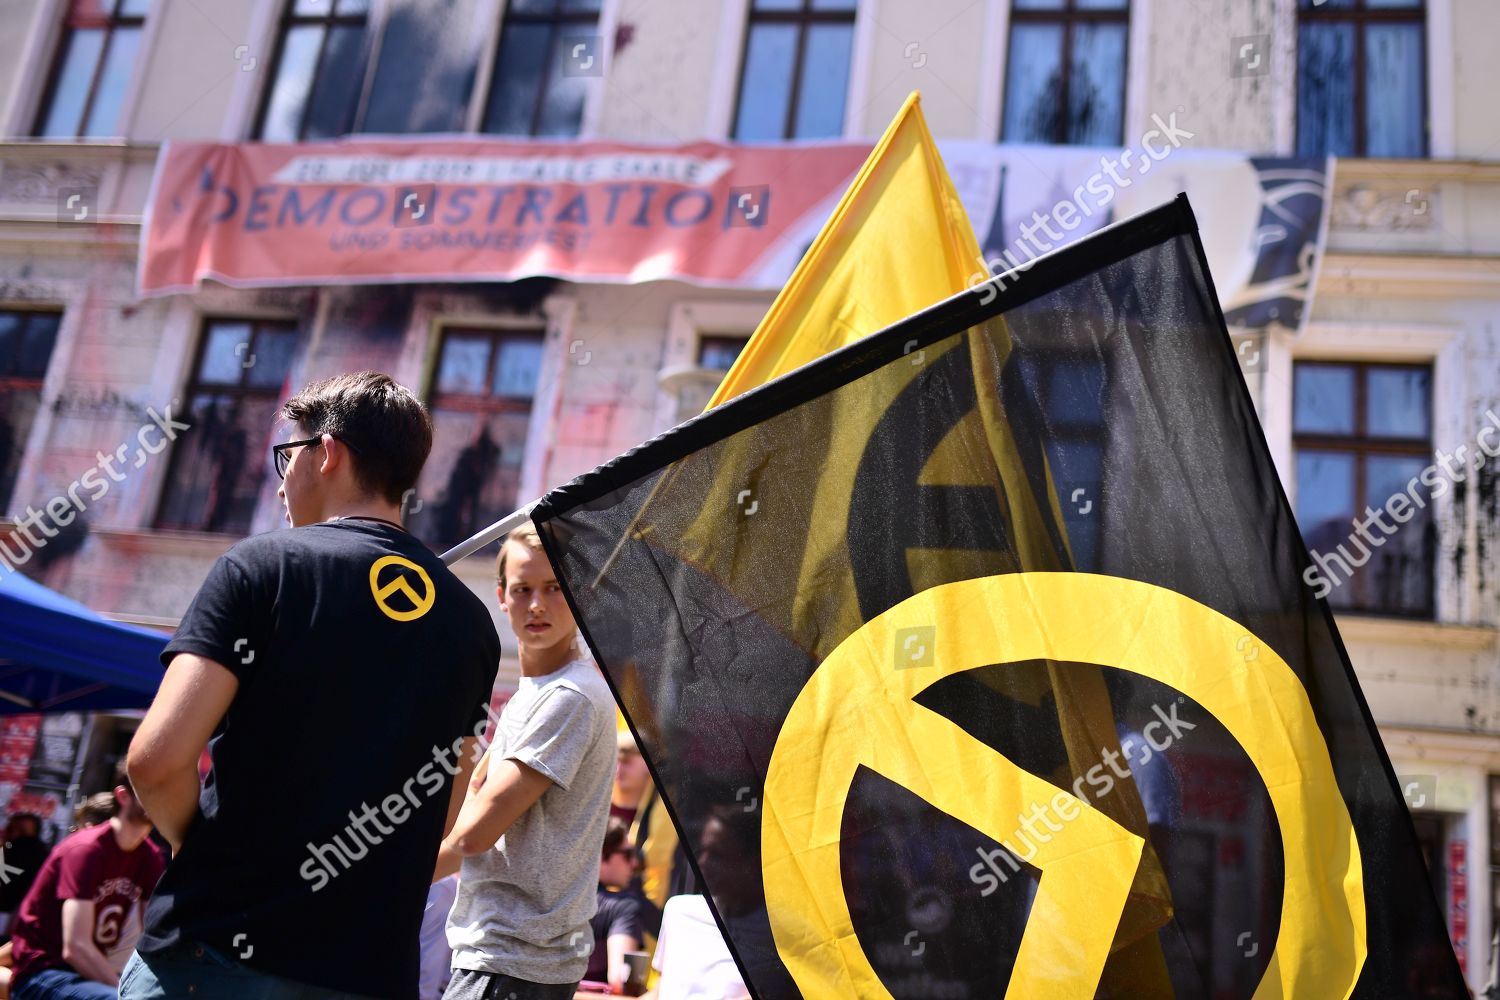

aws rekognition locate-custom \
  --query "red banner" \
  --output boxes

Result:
[139,138,870,295]
[1449,839,1468,973]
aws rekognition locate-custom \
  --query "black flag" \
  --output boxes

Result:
[532,196,1466,999]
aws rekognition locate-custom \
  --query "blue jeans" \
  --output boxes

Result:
[119,943,381,1000]
[14,968,117,1000]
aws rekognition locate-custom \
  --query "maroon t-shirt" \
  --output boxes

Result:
[11,823,166,986]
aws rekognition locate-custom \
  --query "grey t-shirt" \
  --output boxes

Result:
[447,657,617,984]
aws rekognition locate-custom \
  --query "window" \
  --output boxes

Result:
[360,2,477,134]
[732,0,856,141]
[1018,352,1106,569]
[1293,361,1433,616]
[33,0,147,138]
[254,0,611,140]
[1001,0,1129,147]
[481,0,603,138]
[0,311,62,512]
[155,319,300,534]
[1296,0,1426,158]
[698,335,748,371]
[256,0,371,141]
[414,328,544,548]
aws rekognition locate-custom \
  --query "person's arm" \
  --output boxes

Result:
[432,740,485,881]
[435,755,551,864]
[438,687,594,872]
[605,932,637,990]
[606,896,645,989]
[444,741,484,840]
[127,653,238,851]
[59,899,118,987]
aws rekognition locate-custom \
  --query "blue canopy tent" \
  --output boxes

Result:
[0,570,167,713]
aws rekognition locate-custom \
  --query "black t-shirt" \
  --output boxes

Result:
[0,836,50,913]
[586,885,645,982]
[140,519,500,1000]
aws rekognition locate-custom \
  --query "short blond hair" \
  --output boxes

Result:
[496,522,544,589]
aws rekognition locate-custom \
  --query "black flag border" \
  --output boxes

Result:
[529,192,1462,999]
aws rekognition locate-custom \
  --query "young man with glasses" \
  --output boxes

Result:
[121,371,501,1000]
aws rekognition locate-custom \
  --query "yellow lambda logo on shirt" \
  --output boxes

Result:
[762,572,1367,999]
[368,555,435,622]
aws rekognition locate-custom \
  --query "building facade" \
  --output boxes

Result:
[0,0,1495,988]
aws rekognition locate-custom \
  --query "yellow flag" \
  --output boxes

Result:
[707,92,979,408]
[689,92,1177,987]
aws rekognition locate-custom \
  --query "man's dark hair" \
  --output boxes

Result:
[704,802,760,856]
[7,813,41,837]
[602,816,631,860]
[282,372,433,505]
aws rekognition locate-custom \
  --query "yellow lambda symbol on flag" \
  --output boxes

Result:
[762,572,1367,999]
[368,555,435,622]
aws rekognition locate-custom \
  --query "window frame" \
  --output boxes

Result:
[32,0,148,139]
[419,323,547,547]
[1295,0,1429,158]
[696,334,750,372]
[478,0,606,138]
[153,316,301,533]
[0,309,63,385]
[0,309,65,512]
[429,325,547,415]
[252,0,374,141]
[658,301,764,429]
[729,0,858,142]
[1291,358,1435,617]
[999,0,1131,147]
[251,0,616,142]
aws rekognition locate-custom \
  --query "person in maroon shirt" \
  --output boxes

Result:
[10,767,165,1000]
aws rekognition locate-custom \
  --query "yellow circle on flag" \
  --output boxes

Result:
[368,555,436,622]
[761,572,1366,999]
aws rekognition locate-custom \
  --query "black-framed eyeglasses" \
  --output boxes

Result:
[272,435,362,479]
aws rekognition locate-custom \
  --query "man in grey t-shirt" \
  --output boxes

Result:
[434,524,617,999]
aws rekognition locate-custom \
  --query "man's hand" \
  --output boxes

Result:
[609,960,632,989]
[128,653,238,851]
[60,900,118,987]
[606,930,638,989]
